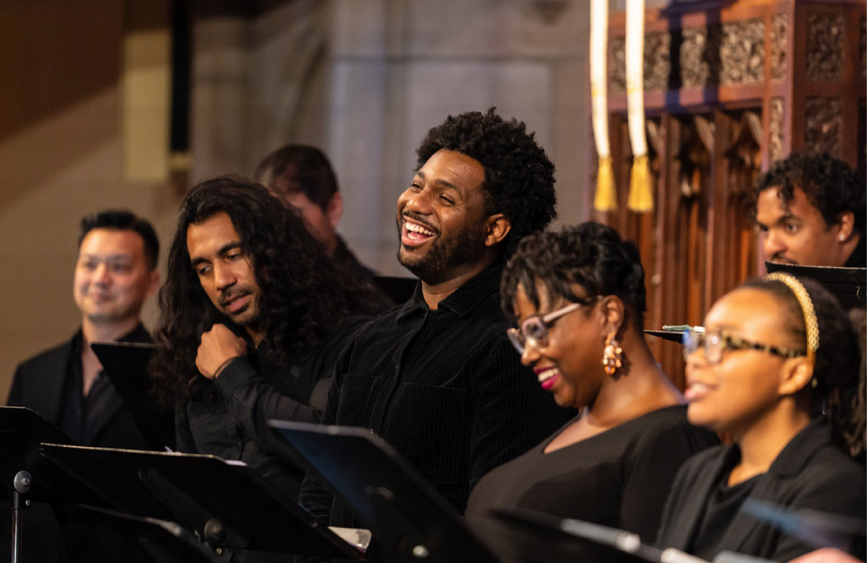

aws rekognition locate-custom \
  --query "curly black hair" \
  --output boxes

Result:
[415,108,557,259]
[501,222,647,331]
[741,276,865,458]
[753,151,866,236]
[150,177,351,407]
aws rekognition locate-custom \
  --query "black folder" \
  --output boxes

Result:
[765,261,866,310]
[268,420,501,563]
[90,341,175,450]
[39,443,365,558]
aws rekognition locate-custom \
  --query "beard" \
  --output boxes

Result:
[397,220,488,285]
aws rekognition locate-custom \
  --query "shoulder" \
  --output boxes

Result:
[15,340,73,375]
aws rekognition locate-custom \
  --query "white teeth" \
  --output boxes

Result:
[406,222,435,236]
[537,368,558,383]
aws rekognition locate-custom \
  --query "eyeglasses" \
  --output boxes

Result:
[507,298,596,354]
[682,328,806,365]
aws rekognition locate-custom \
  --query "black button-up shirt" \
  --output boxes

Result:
[300,264,573,526]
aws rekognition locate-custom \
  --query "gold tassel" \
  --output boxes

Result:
[627,154,654,212]
[593,156,617,212]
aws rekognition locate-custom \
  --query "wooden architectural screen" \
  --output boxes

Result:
[595,0,866,389]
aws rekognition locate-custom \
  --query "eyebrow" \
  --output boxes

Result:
[415,171,463,195]
[190,241,243,267]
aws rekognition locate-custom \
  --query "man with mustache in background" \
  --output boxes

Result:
[754,152,865,267]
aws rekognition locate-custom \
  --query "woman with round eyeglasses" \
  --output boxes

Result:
[465,222,719,563]
[655,274,866,562]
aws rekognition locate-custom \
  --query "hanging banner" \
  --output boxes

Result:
[591,0,616,211]
[625,0,654,212]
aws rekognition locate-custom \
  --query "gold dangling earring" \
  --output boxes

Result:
[602,331,623,375]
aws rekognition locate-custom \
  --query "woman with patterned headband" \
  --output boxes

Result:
[656,273,866,562]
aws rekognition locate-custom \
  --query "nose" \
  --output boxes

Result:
[684,347,707,371]
[400,186,433,216]
[520,343,542,367]
[93,263,111,285]
[213,262,236,291]
[763,229,785,258]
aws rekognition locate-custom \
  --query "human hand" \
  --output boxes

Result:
[196,324,247,379]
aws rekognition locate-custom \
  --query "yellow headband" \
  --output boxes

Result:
[764,272,819,363]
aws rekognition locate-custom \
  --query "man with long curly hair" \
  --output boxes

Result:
[300,109,573,535]
[755,152,865,267]
[150,177,359,497]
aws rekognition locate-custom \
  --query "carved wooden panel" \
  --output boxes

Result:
[769,97,784,163]
[645,32,671,91]
[806,12,845,82]
[770,14,788,81]
[720,19,765,85]
[804,97,843,157]
[681,26,719,88]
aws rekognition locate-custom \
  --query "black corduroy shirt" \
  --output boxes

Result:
[300,264,572,527]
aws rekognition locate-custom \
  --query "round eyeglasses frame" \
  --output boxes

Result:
[507,297,597,355]
[681,328,806,365]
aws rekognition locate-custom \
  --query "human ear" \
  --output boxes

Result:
[600,296,626,335]
[146,269,161,299]
[778,357,814,396]
[326,192,344,228]
[483,214,512,247]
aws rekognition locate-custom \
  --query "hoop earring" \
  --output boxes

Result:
[602,332,623,375]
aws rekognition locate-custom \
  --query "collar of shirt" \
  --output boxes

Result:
[395,263,504,321]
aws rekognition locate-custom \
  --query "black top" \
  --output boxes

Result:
[690,473,759,560]
[175,319,366,500]
[299,264,573,529]
[465,405,720,563]
[61,325,151,446]
[656,418,867,562]
[333,235,395,317]
[844,236,866,268]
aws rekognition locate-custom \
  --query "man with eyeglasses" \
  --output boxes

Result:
[299,110,572,537]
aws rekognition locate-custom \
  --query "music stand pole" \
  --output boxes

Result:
[10,470,33,563]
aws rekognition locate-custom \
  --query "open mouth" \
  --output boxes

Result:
[221,293,250,314]
[684,381,714,402]
[535,367,560,391]
[401,217,437,247]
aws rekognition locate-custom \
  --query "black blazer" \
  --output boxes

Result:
[656,419,866,562]
[7,328,151,450]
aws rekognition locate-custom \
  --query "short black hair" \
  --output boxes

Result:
[254,145,338,210]
[754,152,866,237]
[501,222,647,330]
[78,209,159,270]
[415,108,557,259]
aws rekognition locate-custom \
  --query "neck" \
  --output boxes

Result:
[421,255,495,310]
[245,325,266,348]
[731,403,811,484]
[81,316,140,344]
[587,331,682,427]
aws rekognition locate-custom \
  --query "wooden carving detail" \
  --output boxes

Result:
[769,97,785,163]
[804,97,842,157]
[806,12,845,82]
[645,32,671,92]
[681,26,719,88]
[770,14,788,81]
[720,19,765,85]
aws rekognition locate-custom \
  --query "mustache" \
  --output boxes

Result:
[770,252,798,265]
[400,211,439,235]
[218,286,255,306]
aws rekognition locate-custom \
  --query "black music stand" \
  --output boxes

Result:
[268,420,502,563]
[765,262,866,311]
[90,341,175,450]
[493,508,777,563]
[39,443,365,559]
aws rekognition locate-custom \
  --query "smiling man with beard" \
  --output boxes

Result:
[150,178,360,504]
[299,109,573,545]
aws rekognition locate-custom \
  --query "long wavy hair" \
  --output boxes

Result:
[151,177,350,407]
